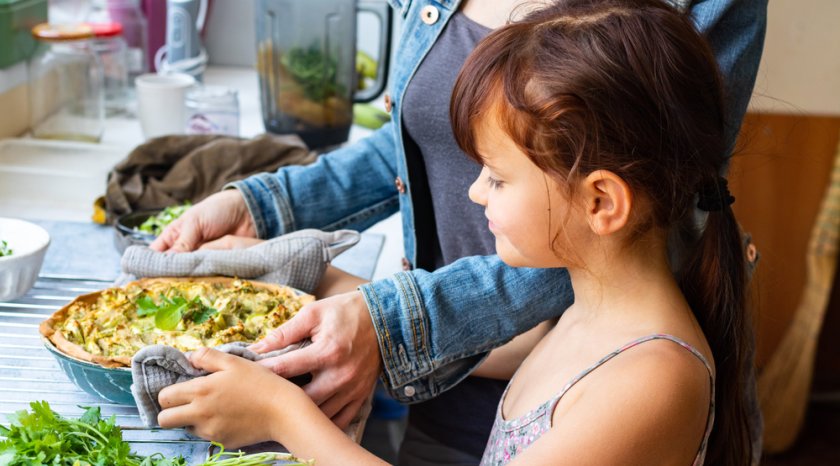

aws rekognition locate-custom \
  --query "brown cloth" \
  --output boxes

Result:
[105,133,317,222]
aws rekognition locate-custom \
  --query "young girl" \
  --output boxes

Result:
[157,0,753,464]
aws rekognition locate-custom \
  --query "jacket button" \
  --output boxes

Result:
[420,5,439,25]
[395,176,406,194]
[384,93,392,113]
[403,385,416,397]
[401,257,413,271]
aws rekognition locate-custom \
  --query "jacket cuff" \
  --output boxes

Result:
[224,173,295,239]
[360,273,434,398]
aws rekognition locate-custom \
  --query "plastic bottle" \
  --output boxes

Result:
[105,0,147,84]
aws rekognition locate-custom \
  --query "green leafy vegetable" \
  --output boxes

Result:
[0,401,186,465]
[0,401,313,465]
[134,294,218,331]
[155,295,190,331]
[0,240,12,257]
[136,294,159,316]
[137,202,192,236]
[281,46,344,102]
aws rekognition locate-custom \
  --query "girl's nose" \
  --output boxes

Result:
[468,168,488,206]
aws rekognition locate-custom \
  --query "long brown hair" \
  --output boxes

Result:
[451,0,752,464]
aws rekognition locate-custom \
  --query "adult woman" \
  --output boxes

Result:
[152,0,767,463]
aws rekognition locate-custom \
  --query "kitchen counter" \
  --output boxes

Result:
[0,66,397,462]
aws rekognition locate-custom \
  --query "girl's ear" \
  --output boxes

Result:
[582,170,632,236]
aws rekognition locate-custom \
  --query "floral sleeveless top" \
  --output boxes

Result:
[479,334,715,465]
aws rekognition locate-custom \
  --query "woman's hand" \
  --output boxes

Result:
[198,235,266,250]
[248,290,382,429]
[150,190,257,252]
[157,347,310,449]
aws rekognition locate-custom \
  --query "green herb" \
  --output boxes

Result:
[134,294,217,331]
[137,202,192,236]
[0,240,12,257]
[0,401,313,465]
[0,401,185,465]
[281,46,344,102]
[137,294,159,316]
[197,442,313,466]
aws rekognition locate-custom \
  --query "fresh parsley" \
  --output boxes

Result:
[0,401,186,465]
[0,240,12,257]
[0,401,314,465]
[134,294,218,331]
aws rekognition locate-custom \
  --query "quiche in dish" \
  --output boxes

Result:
[39,277,313,368]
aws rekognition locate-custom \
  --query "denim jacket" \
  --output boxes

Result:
[231,0,767,404]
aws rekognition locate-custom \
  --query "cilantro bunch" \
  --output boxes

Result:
[136,294,218,331]
[0,401,185,465]
[0,401,314,465]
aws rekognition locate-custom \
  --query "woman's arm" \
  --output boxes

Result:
[228,122,402,239]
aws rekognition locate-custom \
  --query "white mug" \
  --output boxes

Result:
[135,73,196,139]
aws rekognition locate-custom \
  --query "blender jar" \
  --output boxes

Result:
[255,0,390,149]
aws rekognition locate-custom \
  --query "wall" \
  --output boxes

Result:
[748,0,840,115]
[735,2,840,388]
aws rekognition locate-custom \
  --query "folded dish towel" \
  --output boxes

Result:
[117,229,360,294]
[132,342,373,443]
[131,342,308,427]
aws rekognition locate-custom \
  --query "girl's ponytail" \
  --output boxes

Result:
[679,180,753,466]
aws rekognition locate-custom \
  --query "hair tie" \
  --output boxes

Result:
[697,177,735,212]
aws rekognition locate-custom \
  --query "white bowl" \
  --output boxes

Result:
[0,218,50,301]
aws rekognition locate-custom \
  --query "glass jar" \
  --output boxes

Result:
[89,22,128,115]
[185,85,239,136]
[29,23,104,142]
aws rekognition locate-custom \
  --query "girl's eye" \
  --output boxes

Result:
[487,176,504,189]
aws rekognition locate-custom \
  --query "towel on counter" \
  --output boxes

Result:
[105,133,317,223]
[117,229,360,294]
[131,342,373,443]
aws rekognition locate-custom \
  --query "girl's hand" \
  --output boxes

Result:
[157,347,311,449]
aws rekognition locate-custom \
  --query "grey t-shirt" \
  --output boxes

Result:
[402,11,495,269]
[401,11,506,460]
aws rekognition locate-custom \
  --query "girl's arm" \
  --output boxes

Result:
[157,348,387,466]
[472,319,557,379]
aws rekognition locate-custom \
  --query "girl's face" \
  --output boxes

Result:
[468,116,584,268]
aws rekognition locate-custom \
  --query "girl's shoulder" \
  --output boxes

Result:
[532,334,713,464]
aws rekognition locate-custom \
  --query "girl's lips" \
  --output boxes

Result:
[487,220,497,232]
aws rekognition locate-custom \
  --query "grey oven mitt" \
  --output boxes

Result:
[131,342,308,427]
[117,229,360,294]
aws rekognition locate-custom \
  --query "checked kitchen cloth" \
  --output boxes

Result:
[131,343,373,442]
[117,229,360,294]
[131,342,306,427]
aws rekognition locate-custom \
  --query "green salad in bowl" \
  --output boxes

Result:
[113,202,192,253]
[136,202,192,236]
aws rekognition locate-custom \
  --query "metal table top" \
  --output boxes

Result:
[0,275,212,462]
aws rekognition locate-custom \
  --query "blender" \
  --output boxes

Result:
[255,0,391,149]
